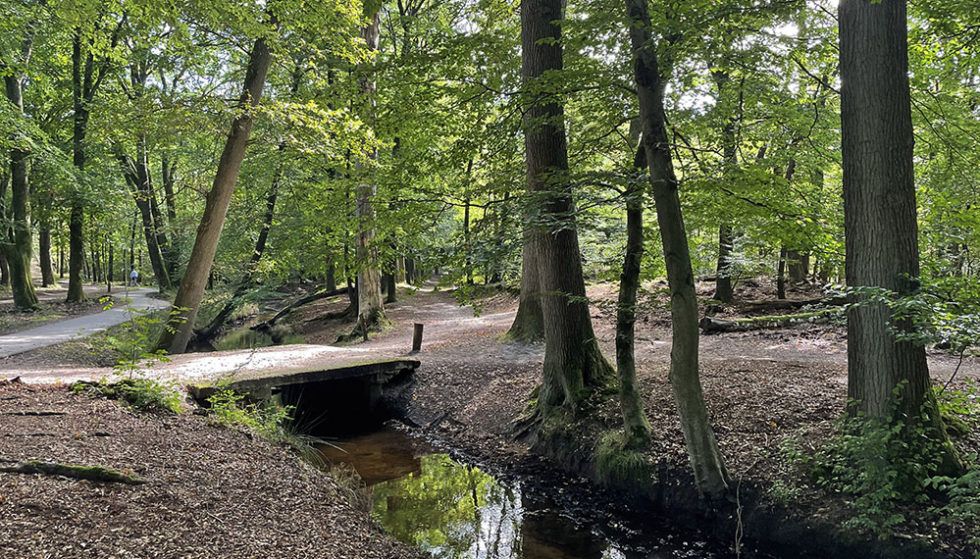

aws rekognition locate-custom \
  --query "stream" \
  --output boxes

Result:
[316,426,743,559]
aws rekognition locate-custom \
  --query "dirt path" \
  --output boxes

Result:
[0,287,169,359]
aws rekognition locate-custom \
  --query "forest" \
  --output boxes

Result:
[0,0,979,558]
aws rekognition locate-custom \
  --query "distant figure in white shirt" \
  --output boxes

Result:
[129,267,140,287]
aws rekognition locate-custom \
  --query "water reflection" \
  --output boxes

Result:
[316,427,718,559]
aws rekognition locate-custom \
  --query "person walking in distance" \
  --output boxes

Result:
[129,267,140,287]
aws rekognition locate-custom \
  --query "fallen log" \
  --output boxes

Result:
[699,309,839,334]
[0,459,144,485]
[250,287,347,332]
[736,295,846,315]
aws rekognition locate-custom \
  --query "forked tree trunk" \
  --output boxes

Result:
[625,0,729,498]
[116,149,171,291]
[156,32,274,354]
[839,0,959,470]
[521,0,613,416]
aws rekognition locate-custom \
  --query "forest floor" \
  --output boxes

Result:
[0,380,423,559]
[1,279,978,557]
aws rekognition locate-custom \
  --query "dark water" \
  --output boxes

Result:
[316,427,726,559]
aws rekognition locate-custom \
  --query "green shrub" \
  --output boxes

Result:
[927,464,980,555]
[206,389,294,443]
[73,378,183,414]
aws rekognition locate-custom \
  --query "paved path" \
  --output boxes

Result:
[0,287,170,358]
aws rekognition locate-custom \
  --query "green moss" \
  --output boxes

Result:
[594,430,656,489]
[0,460,145,485]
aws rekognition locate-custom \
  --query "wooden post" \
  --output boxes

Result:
[412,323,424,353]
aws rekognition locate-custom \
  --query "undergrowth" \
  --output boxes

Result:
[72,377,183,414]
[788,382,979,546]
[595,430,655,488]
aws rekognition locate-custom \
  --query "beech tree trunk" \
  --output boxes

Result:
[3,69,39,310]
[39,225,54,287]
[161,154,179,277]
[352,4,386,336]
[616,144,652,443]
[521,0,613,415]
[157,32,274,354]
[625,0,729,498]
[839,0,958,470]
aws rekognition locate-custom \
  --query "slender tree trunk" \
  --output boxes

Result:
[116,149,171,290]
[521,0,613,417]
[616,144,652,443]
[625,0,729,498]
[39,224,55,287]
[67,30,89,303]
[161,154,179,276]
[713,224,735,303]
[839,0,958,471]
[156,32,274,354]
[776,246,787,300]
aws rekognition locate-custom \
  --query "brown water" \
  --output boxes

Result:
[316,426,730,559]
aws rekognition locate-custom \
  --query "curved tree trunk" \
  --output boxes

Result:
[156,31,274,354]
[625,0,729,499]
[115,149,171,291]
[839,0,959,471]
[521,0,613,417]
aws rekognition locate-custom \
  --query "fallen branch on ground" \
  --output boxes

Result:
[0,459,145,484]
[250,287,348,332]
[699,309,840,334]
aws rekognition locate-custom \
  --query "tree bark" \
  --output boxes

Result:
[39,224,55,287]
[156,31,274,354]
[625,0,729,498]
[521,0,613,416]
[161,154,179,276]
[839,0,958,469]
[776,246,787,300]
[508,227,545,342]
[3,69,39,310]
[351,4,386,336]
[616,144,652,443]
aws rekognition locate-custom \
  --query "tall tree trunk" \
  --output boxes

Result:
[713,224,735,303]
[521,0,613,417]
[68,30,89,303]
[39,224,55,287]
[3,70,39,309]
[625,0,729,498]
[351,5,386,336]
[156,31,274,354]
[839,0,959,471]
[616,144,652,444]
[776,246,787,300]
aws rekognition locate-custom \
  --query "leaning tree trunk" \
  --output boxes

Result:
[4,71,39,310]
[156,32,274,354]
[838,0,959,470]
[625,0,729,498]
[521,0,613,417]
[350,6,386,337]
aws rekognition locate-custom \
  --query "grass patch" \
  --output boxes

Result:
[595,430,655,488]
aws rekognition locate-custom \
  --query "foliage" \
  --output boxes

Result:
[926,465,980,556]
[796,385,977,540]
[97,297,173,373]
[595,430,655,488]
[206,388,295,444]
[72,377,183,414]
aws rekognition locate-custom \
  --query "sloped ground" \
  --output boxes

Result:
[0,381,422,559]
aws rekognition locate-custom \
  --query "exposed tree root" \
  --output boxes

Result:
[250,287,348,334]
